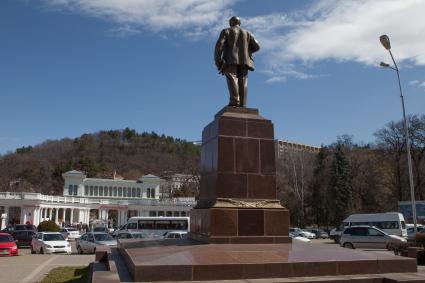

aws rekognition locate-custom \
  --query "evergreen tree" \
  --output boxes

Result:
[329,144,352,226]
[311,146,330,227]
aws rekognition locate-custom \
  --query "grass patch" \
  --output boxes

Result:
[41,266,89,283]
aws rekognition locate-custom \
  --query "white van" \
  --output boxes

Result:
[342,212,407,238]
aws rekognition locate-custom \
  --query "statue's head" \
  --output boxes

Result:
[229,16,241,27]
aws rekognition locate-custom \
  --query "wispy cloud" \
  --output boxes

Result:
[408,79,425,90]
[245,0,425,82]
[107,24,141,37]
[39,0,234,33]
[36,0,425,82]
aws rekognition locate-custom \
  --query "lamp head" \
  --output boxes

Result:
[380,62,390,68]
[380,34,391,50]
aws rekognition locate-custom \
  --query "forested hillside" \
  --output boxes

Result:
[0,128,200,195]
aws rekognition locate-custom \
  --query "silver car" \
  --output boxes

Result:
[340,226,406,249]
[76,232,117,254]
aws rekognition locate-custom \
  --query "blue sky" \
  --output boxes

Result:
[1,0,424,154]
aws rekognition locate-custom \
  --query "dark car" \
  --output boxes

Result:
[305,228,329,239]
[14,224,37,232]
[12,230,36,247]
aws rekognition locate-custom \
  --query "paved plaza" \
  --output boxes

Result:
[0,242,94,283]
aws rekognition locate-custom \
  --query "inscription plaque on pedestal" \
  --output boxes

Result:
[189,106,291,244]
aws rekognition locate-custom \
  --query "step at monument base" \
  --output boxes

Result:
[118,240,418,282]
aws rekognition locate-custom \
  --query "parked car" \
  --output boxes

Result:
[31,232,71,254]
[12,230,36,248]
[340,226,406,249]
[305,228,329,239]
[289,232,311,243]
[406,225,425,241]
[116,231,147,240]
[60,227,81,240]
[76,232,117,254]
[289,228,315,239]
[0,233,19,256]
[163,231,188,239]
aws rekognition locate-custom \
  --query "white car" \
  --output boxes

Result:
[76,232,117,254]
[60,227,81,240]
[289,232,311,243]
[340,226,407,249]
[289,228,315,239]
[163,231,188,239]
[31,232,71,254]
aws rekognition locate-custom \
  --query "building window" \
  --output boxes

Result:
[84,186,88,195]
[173,211,179,217]
[131,188,136,198]
[136,188,141,198]
[68,185,73,195]
[90,186,93,196]
[113,187,117,197]
[166,211,172,217]
[181,211,186,216]
[118,187,122,197]
[73,185,78,195]
[158,211,165,217]
[150,188,155,198]
[149,211,157,217]
[99,186,103,196]
[146,188,151,198]
[123,187,127,198]
[109,186,112,196]
[94,186,98,196]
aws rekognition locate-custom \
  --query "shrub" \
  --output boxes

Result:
[37,220,60,232]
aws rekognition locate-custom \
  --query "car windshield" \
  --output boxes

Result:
[0,235,14,242]
[94,234,113,241]
[43,234,65,241]
[66,228,77,232]
[93,227,106,232]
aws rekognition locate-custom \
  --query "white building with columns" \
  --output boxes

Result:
[0,170,196,230]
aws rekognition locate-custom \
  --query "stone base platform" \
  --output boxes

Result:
[118,240,417,282]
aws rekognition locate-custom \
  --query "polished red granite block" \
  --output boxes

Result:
[264,209,290,236]
[215,173,247,199]
[234,138,260,173]
[190,207,290,243]
[120,240,417,282]
[198,106,276,205]
[238,209,264,236]
[247,174,276,199]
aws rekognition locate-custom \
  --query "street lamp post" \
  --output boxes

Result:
[379,34,417,233]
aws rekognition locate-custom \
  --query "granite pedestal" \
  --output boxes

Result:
[189,107,291,244]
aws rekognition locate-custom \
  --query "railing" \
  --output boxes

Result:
[0,192,196,207]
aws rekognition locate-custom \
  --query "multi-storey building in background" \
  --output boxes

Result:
[0,170,195,230]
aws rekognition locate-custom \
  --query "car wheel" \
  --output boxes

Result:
[40,247,44,254]
[77,245,83,254]
[30,246,35,254]
[343,242,354,249]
